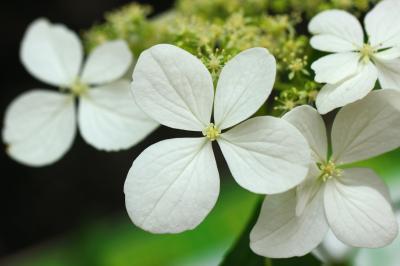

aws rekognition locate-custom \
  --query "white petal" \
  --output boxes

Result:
[131,44,214,131]
[364,0,400,49]
[313,230,353,263]
[374,58,400,90]
[217,116,310,194]
[316,62,378,115]
[324,168,398,248]
[20,18,82,87]
[81,40,132,85]
[78,80,158,151]
[295,164,322,216]
[311,53,360,84]
[309,10,364,52]
[250,189,328,258]
[124,138,219,233]
[375,46,400,61]
[331,89,400,164]
[2,90,76,166]
[283,105,328,163]
[213,48,276,129]
[354,212,400,266]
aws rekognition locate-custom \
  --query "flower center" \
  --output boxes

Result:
[202,123,221,141]
[70,79,89,96]
[359,43,375,63]
[317,160,342,182]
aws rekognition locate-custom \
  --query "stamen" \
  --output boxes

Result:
[317,160,342,182]
[70,79,89,96]
[202,123,221,141]
[359,43,375,63]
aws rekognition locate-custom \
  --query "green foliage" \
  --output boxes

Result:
[83,0,381,115]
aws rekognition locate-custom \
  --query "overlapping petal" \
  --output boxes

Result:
[250,189,328,258]
[364,0,400,49]
[324,168,398,248]
[374,58,400,90]
[309,10,363,52]
[316,62,378,114]
[331,89,400,164]
[124,138,219,233]
[2,90,76,166]
[20,18,82,87]
[217,116,310,194]
[283,105,328,163]
[311,53,360,84]
[81,40,132,85]
[213,48,276,130]
[131,44,214,131]
[78,80,158,151]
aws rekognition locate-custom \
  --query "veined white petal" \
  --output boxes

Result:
[311,53,360,84]
[354,212,400,266]
[296,164,322,216]
[374,58,400,90]
[283,105,328,163]
[250,189,328,258]
[78,80,158,151]
[364,0,400,49]
[310,35,360,53]
[20,18,82,87]
[316,62,378,115]
[213,48,276,130]
[324,168,398,248]
[331,89,400,164]
[217,116,310,194]
[81,40,132,85]
[131,44,214,131]
[309,10,364,52]
[375,46,400,61]
[124,138,219,233]
[312,230,353,264]
[2,90,76,166]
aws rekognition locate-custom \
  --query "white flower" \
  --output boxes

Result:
[250,90,400,258]
[124,44,311,233]
[309,0,400,114]
[2,18,158,167]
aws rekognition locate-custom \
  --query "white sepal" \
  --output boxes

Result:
[20,18,82,87]
[78,80,158,151]
[324,168,398,248]
[217,116,310,194]
[81,40,132,85]
[131,44,214,131]
[3,90,76,166]
[250,189,328,258]
[214,48,276,130]
[124,137,219,233]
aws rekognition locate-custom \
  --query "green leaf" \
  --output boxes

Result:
[219,198,265,266]
[271,254,321,266]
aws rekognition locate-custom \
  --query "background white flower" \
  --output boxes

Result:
[309,0,400,114]
[2,18,158,167]
[250,89,400,258]
[124,44,311,234]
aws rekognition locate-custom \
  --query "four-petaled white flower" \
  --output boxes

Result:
[2,18,158,166]
[250,90,400,258]
[124,44,311,233]
[309,0,400,114]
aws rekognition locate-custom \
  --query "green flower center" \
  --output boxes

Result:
[202,123,221,141]
[317,160,342,182]
[70,79,89,96]
[359,43,375,63]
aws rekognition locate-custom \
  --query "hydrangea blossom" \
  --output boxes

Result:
[250,90,400,258]
[2,18,158,166]
[309,0,400,114]
[124,44,311,233]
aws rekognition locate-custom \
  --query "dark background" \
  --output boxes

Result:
[0,0,174,258]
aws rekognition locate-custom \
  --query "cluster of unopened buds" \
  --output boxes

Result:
[3,0,400,259]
